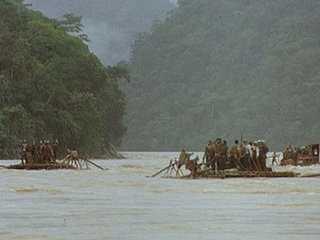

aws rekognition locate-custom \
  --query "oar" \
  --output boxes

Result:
[147,162,176,178]
[85,159,105,170]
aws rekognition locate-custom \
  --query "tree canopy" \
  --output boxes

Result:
[0,0,127,158]
[122,0,320,151]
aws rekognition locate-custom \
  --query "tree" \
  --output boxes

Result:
[0,0,127,158]
[58,13,89,42]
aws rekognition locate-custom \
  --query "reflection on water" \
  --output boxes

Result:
[1,152,320,240]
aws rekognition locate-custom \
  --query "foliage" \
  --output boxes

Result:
[57,13,89,42]
[0,0,127,158]
[123,0,320,151]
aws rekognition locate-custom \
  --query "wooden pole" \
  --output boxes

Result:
[148,162,176,178]
[86,159,104,170]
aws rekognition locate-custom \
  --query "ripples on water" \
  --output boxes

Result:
[1,152,320,240]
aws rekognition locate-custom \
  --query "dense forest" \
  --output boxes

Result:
[26,0,176,65]
[0,0,127,158]
[123,0,320,151]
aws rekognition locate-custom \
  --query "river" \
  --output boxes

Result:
[1,151,320,240]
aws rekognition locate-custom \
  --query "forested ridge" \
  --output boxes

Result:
[123,0,320,151]
[0,0,127,158]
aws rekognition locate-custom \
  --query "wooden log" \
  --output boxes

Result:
[85,159,105,170]
[148,162,176,178]
[5,163,77,170]
[177,169,299,179]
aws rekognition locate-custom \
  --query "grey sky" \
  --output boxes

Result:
[25,0,176,65]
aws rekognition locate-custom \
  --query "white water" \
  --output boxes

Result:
[1,152,320,240]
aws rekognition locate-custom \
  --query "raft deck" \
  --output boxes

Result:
[192,170,299,179]
[4,163,77,170]
[155,161,300,178]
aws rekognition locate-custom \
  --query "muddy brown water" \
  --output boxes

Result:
[1,152,320,240]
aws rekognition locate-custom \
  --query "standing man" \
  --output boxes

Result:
[30,141,39,163]
[52,140,59,161]
[259,141,269,171]
[42,140,54,163]
[229,140,239,169]
[38,140,45,163]
[203,140,213,167]
[214,138,224,170]
[272,152,278,165]
[239,142,246,171]
[244,141,252,170]
[20,139,28,164]
[251,142,260,171]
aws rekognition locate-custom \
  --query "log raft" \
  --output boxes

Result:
[191,169,299,179]
[4,163,77,170]
[155,160,300,179]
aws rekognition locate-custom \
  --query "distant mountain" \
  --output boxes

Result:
[123,0,320,151]
[25,0,176,65]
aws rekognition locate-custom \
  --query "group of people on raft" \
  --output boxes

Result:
[176,138,270,178]
[20,139,80,165]
[202,138,269,171]
[20,139,59,164]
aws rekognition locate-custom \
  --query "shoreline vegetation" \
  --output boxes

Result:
[0,1,127,159]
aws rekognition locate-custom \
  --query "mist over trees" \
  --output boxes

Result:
[123,0,320,151]
[25,0,176,65]
[0,0,127,158]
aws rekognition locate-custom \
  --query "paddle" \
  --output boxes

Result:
[85,159,105,170]
[147,161,176,178]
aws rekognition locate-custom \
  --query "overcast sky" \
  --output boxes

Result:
[25,0,177,65]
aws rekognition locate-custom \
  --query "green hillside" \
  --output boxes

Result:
[122,0,320,151]
[0,0,127,158]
